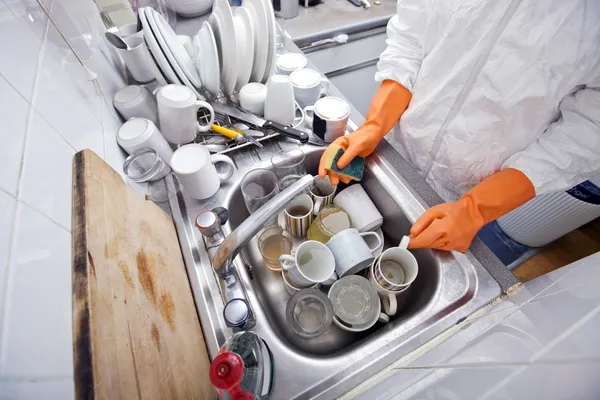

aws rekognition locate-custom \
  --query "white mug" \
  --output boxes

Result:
[333,184,384,232]
[304,96,350,143]
[326,228,382,277]
[264,75,295,125]
[368,258,409,317]
[290,68,330,108]
[157,84,215,144]
[375,236,418,291]
[279,240,335,287]
[119,23,143,39]
[239,82,267,117]
[171,144,235,199]
[275,52,307,75]
[117,118,174,166]
[310,176,337,216]
[113,85,158,124]
[118,36,155,83]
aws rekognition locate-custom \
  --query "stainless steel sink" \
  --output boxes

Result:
[169,139,501,399]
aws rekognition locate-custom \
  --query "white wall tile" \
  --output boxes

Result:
[0,203,73,378]
[3,0,50,45]
[0,1,43,101]
[0,190,17,349]
[0,378,74,400]
[540,311,600,362]
[19,112,74,230]
[0,75,29,195]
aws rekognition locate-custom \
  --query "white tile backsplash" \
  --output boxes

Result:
[0,190,17,348]
[0,378,74,400]
[0,203,73,378]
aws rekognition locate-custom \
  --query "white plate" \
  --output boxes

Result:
[139,7,180,85]
[234,7,254,90]
[193,22,220,96]
[150,9,202,89]
[244,0,268,83]
[209,3,237,95]
[261,0,277,83]
[147,9,203,99]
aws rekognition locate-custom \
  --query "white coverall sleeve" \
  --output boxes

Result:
[374,0,429,91]
[503,78,600,195]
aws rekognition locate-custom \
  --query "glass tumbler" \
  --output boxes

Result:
[271,149,306,189]
[123,148,177,202]
[241,169,280,214]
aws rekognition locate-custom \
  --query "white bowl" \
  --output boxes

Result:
[170,0,213,16]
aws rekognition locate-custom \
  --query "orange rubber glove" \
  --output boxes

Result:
[318,80,412,185]
[409,168,536,253]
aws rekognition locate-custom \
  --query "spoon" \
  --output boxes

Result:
[105,31,129,50]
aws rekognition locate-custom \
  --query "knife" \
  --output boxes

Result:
[211,103,310,143]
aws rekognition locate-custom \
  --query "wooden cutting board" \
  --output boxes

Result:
[72,150,215,399]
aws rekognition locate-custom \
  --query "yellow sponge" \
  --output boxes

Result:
[322,145,365,181]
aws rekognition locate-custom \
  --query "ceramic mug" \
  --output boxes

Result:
[368,257,410,316]
[117,118,173,166]
[117,36,156,83]
[290,68,330,108]
[240,82,267,117]
[275,52,307,75]
[375,236,418,291]
[281,270,319,295]
[284,194,314,237]
[333,184,384,232]
[279,240,336,287]
[171,144,235,199]
[264,75,295,125]
[304,97,350,143]
[157,84,215,144]
[326,228,382,277]
[113,85,158,124]
[310,176,337,216]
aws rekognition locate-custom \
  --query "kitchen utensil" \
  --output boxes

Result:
[171,144,235,199]
[304,96,350,143]
[245,0,269,82]
[290,68,330,108]
[285,288,333,338]
[139,7,179,85]
[346,0,361,7]
[99,10,118,34]
[328,275,389,332]
[211,102,310,143]
[212,124,263,148]
[239,82,267,116]
[193,21,220,96]
[210,0,238,95]
[333,184,384,232]
[113,85,158,124]
[265,74,295,125]
[275,52,307,75]
[279,240,335,287]
[306,205,351,243]
[72,150,213,399]
[375,236,418,291]
[234,7,255,90]
[233,123,265,137]
[105,31,128,49]
[309,176,336,216]
[241,169,279,214]
[157,84,214,144]
[271,148,306,181]
[326,228,382,277]
[258,226,292,271]
[117,118,173,165]
[283,193,313,237]
[368,257,409,316]
[281,271,318,295]
[117,36,155,83]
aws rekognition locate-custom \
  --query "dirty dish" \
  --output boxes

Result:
[279,240,335,287]
[333,184,383,232]
[258,227,293,271]
[310,176,336,216]
[306,205,351,244]
[326,228,382,277]
[366,228,384,258]
[286,288,333,338]
[283,193,313,237]
[241,169,279,214]
[281,270,318,295]
[368,256,409,316]
[375,236,417,291]
[271,148,306,181]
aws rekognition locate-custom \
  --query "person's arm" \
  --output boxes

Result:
[319,0,429,185]
[409,79,600,253]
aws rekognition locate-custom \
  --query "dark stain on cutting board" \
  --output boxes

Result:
[118,260,135,288]
[136,249,158,304]
[159,292,176,331]
[151,323,161,350]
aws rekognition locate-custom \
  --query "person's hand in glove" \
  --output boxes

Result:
[318,80,412,185]
[408,168,536,252]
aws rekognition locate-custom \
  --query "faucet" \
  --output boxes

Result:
[212,174,316,330]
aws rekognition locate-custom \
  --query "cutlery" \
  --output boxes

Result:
[105,31,129,50]
[211,124,263,148]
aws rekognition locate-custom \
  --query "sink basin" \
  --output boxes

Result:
[168,140,501,399]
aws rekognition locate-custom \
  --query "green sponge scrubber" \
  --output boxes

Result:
[322,145,365,181]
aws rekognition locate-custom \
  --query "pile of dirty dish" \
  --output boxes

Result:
[245,149,419,338]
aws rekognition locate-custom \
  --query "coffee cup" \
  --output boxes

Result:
[283,194,314,237]
[326,228,382,277]
[117,36,156,83]
[333,184,383,232]
[279,240,335,287]
[157,84,215,144]
[368,256,410,316]
[281,271,318,295]
[290,68,330,108]
[304,97,350,143]
[171,144,235,199]
[310,176,337,216]
[375,236,418,291]
[113,85,158,124]
[275,52,307,75]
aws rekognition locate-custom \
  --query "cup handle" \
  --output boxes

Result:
[312,199,322,216]
[210,154,235,182]
[361,231,382,253]
[381,293,397,316]
[195,101,214,132]
[293,101,305,129]
[378,313,390,324]
[399,235,410,250]
[320,78,330,96]
[304,105,315,126]
[279,254,295,271]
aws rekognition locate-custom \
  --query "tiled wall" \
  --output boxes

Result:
[351,252,600,399]
[0,0,137,397]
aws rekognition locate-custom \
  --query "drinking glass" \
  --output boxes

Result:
[123,148,177,202]
[271,149,306,189]
[241,169,279,214]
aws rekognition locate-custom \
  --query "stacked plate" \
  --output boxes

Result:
[139,0,276,99]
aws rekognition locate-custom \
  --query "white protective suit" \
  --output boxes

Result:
[376,0,600,202]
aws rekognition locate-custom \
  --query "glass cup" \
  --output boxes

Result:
[258,227,293,271]
[271,148,306,190]
[306,205,351,244]
[123,148,177,202]
[241,169,280,214]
